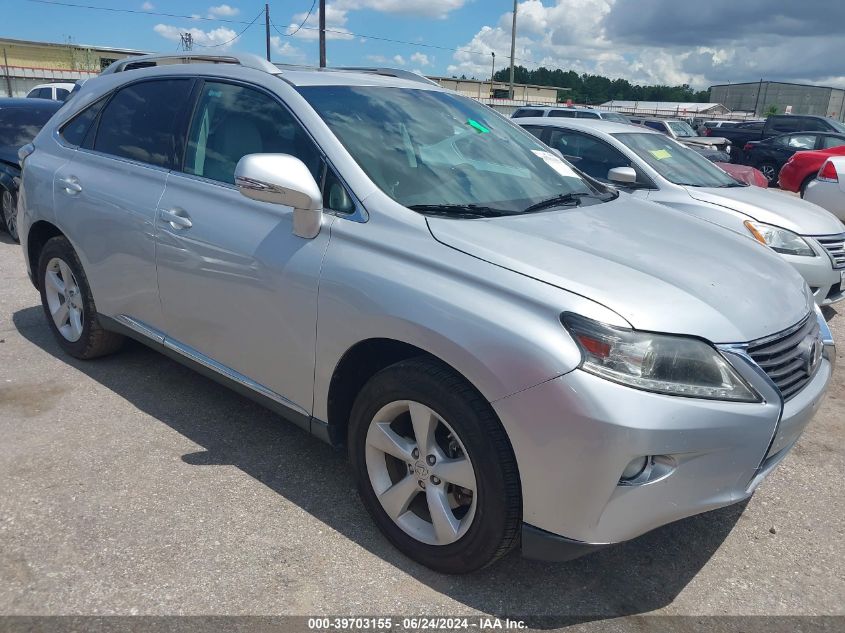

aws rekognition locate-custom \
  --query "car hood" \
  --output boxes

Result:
[686,185,845,235]
[427,194,812,344]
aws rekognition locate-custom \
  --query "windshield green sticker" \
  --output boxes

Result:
[650,149,672,160]
[467,119,490,134]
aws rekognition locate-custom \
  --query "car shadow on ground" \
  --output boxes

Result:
[13,306,744,626]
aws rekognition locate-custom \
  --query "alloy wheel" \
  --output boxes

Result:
[365,400,477,546]
[2,189,16,240]
[760,163,777,183]
[43,257,84,342]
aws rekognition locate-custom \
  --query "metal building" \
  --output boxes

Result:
[710,81,845,120]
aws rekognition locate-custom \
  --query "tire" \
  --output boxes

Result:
[1,186,19,242]
[758,161,778,186]
[349,356,521,574]
[37,236,124,359]
[799,175,816,198]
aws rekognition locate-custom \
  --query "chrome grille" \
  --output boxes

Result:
[746,316,821,401]
[815,233,845,269]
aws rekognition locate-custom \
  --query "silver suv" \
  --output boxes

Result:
[17,53,834,574]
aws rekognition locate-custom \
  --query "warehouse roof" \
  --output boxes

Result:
[601,100,727,112]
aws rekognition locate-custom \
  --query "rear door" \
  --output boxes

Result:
[154,78,336,414]
[52,78,194,330]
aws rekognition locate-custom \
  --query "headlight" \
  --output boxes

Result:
[744,220,815,257]
[562,314,761,402]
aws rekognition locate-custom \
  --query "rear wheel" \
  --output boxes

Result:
[37,236,124,359]
[349,357,521,574]
[758,161,778,186]
[1,187,18,242]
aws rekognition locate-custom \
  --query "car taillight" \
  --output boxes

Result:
[818,160,839,182]
[743,143,753,152]
[703,128,711,136]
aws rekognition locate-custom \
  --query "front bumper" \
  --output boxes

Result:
[782,242,844,306]
[494,327,833,559]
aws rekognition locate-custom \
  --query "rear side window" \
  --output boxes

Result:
[29,88,51,99]
[512,108,543,118]
[769,117,800,133]
[821,135,845,149]
[520,125,545,140]
[644,121,664,132]
[576,111,600,119]
[94,79,191,168]
[183,80,322,185]
[56,88,70,101]
[60,98,106,147]
[549,109,576,118]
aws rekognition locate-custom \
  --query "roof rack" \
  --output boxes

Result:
[101,52,279,75]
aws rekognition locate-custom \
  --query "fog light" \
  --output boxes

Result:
[620,456,649,481]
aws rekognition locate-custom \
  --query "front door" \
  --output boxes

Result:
[155,79,331,415]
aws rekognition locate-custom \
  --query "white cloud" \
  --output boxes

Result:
[366,54,389,63]
[286,4,354,40]
[270,36,306,62]
[393,54,406,66]
[410,52,432,67]
[153,23,238,49]
[141,1,155,10]
[207,4,239,18]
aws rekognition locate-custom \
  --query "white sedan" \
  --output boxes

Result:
[804,156,845,222]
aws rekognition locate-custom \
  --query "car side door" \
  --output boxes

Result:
[52,78,194,330]
[154,78,337,417]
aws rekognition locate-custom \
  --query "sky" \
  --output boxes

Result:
[4,0,845,89]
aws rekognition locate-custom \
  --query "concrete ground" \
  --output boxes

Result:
[0,231,843,627]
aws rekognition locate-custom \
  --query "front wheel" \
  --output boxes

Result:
[1,187,18,242]
[349,357,521,574]
[758,161,778,186]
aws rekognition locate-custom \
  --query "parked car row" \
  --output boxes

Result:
[8,52,841,574]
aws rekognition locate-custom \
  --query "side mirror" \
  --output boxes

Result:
[235,153,323,239]
[607,166,638,184]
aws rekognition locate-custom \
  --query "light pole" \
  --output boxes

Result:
[490,51,496,99]
[508,0,517,99]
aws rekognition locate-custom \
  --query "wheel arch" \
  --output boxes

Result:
[26,220,65,290]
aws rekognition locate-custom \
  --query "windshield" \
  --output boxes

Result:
[667,121,696,138]
[829,119,845,133]
[613,132,740,187]
[299,86,601,215]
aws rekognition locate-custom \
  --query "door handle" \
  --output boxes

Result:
[59,177,82,194]
[160,208,193,230]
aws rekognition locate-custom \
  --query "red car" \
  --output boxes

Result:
[715,162,768,187]
[778,145,845,195]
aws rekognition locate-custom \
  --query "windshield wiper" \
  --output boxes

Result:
[521,192,593,214]
[408,204,516,219]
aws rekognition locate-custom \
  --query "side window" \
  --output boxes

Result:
[184,81,321,185]
[56,88,70,101]
[798,118,827,132]
[769,118,799,133]
[545,130,631,180]
[323,169,355,214]
[520,125,546,141]
[94,79,191,168]
[60,98,106,147]
[772,135,790,147]
[821,135,845,149]
[512,109,543,118]
[787,134,816,149]
[576,111,600,119]
[548,109,576,118]
[644,121,664,132]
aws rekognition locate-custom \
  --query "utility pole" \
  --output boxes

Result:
[265,3,271,61]
[2,48,12,97]
[319,0,327,67]
[508,0,517,99]
[490,52,496,99]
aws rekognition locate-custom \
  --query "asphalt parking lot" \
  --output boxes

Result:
[0,229,843,626]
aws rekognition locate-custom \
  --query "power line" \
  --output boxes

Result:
[24,0,253,24]
[273,0,317,38]
[193,7,265,49]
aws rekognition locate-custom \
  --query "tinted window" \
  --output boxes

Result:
[94,79,191,168]
[324,168,355,214]
[796,118,828,132]
[821,135,845,149]
[184,81,321,185]
[644,121,665,132]
[545,129,631,180]
[0,105,61,147]
[60,98,106,146]
[29,88,51,99]
[548,109,576,118]
[769,117,800,133]
[512,109,543,118]
[575,111,600,119]
[520,125,545,140]
[56,88,70,100]
[600,112,629,123]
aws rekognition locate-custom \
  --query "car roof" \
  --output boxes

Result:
[514,117,654,135]
[0,97,64,111]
